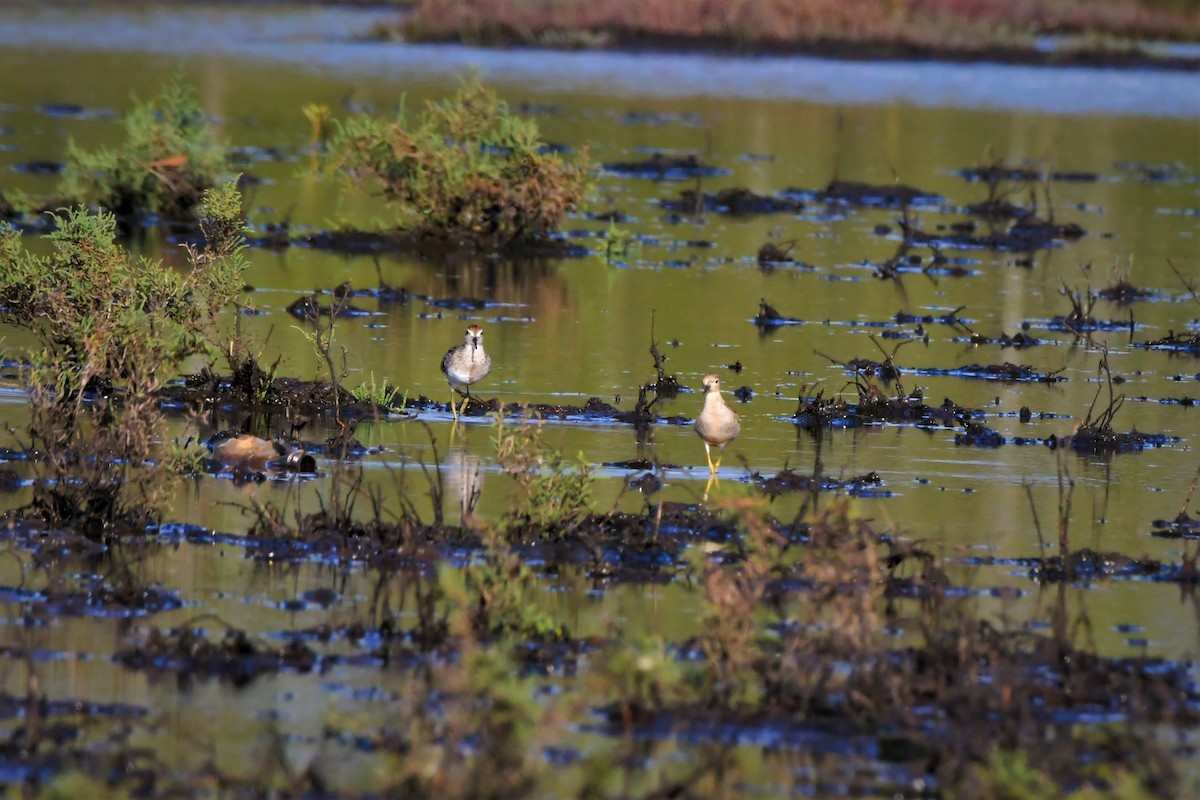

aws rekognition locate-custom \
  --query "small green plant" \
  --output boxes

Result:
[59,77,227,220]
[603,220,640,265]
[351,371,404,408]
[327,76,590,248]
[492,414,593,533]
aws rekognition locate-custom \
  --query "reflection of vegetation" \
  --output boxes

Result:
[327,76,589,248]
[0,183,246,535]
[59,77,227,221]
[397,0,1200,54]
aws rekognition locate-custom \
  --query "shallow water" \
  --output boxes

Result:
[0,3,1198,795]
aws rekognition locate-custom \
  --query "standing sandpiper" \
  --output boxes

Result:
[694,373,740,473]
[441,324,492,420]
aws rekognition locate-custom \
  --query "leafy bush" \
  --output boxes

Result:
[59,78,227,221]
[327,76,589,248]
[0,183,247,535]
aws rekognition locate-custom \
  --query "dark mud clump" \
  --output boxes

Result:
[757,239,801,267]
[1027,547,1197,584]
[661,188,804,216]
[955,163,1101,184]
[785,179,943,209]
[1097,280,1155,304]
[245,225,590,259]
[791,386,971,432]
[754,467,887,498]
[601,153,730,180]
[753,298,802,329]
[285,290,372,319]
[1151,512,1200,540]
[1067,424,1179,454]
[964,330,1041,348]
[910,361,1065,383]
[901,215,1086,251]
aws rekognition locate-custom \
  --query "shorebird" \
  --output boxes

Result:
[694,373,740,473]
[441,324,492,420]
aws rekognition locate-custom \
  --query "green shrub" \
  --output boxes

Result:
[58,78,227,220]
[327,76,589,248]
[0,183,247,535]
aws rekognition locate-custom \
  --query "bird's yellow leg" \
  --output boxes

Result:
[704,443,716,473]
[713,450,724,472]
[449,390,460,420]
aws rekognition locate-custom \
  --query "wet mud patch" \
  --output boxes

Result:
[160,364,391,423]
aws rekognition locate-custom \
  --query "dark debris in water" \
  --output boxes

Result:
[753,468,887,498]
[1097,280,1155,304]
[1027,547,1196,584]
[1047,313,1132,333]
[1151,513,1200,540]
[792,388,974,432]
[785,179,943,209]
[115,625,319,686]
[911,361,1065,383]
[753,298,802,329]
[962,330,1041,348]
[1139,330,1200,354]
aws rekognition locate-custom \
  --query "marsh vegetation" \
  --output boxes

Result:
[0,7,1197,799]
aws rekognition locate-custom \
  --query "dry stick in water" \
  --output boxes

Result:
[1167,258,1199,307]
[1179,462,1200,519]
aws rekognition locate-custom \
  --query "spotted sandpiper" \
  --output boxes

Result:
[694,373,740,473]
[441,324,492,420]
